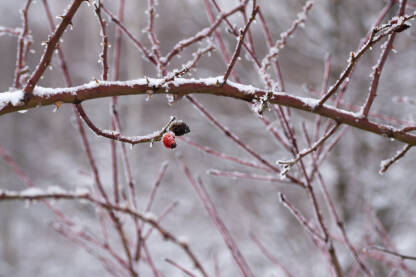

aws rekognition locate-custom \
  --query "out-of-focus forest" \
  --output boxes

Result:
[0,0,416,276]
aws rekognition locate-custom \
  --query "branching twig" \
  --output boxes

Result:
[178,136,272,172]
[250,233,294,277]
[318,12,416,107]
[180,158,255,277]
[161,3,244,65]
[0,187,208,277]
[278,123,340,176]
[101,3,156,65]
[221,2,258,86]
[75,104,175,145]
[360,0,408,118]
[379,144,412,174]
[23,0,85,99]
[165,258,198,277]
[278,192,325,241]
[367,246,416,261]
[14,0,33,89]
[260,1,314,87]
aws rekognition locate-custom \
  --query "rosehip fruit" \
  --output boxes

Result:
[162,132,176,149]
[169,120,190,136]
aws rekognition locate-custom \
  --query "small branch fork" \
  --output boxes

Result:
[379,144,412,174]
[0,187,208,277]
[75,104,175,145]
[221,1,259,86]
[360,0,409,118]
[278,123,340,177]
[23,0,85,101]
[317,10,415,108]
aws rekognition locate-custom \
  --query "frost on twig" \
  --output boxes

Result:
[76,104,178,145]
[379,144,412,174]
[277,123,340,177]
[0,187,90,201]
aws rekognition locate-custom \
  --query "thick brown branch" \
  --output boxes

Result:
[2,77,416,145]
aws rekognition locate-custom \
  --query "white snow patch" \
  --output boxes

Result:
[20,187,44,197]
[0,90,24,109]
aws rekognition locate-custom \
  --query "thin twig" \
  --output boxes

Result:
[101,3,157,65]
[250,233,294,277]
[207,169,294,186]
[221,2,258,86]
[161,3,244,65]
[23,0,84,99]
[76,104,175,145]
[0,188,208,277]
[379,144,412,174]
[278,192,325,241]
[165,258,198,277]
[14,0,33,89]
[180,158,255,277]
[360,0,408,118]
[318,11,415,107]
[367,246,416,261]
[179,136,272,172]
[278,123,340,176]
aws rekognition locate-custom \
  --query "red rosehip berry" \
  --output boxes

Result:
[162,132,176,149]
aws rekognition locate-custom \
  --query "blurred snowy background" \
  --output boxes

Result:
[0,0,416,276]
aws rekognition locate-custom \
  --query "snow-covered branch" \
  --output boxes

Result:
[2,77,416,145]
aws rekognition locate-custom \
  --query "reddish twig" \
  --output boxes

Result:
[278,192,324,241]
[278,123,340,177]
[165,258,198,277]
[250,233,294,277]
[379,144,412,174]
[94,1,109,81]
[23,0,85,99]
[14,0,33,89]
[178,136,272,172]
[221,2,258,86]
[203,0,240,83]
[0,187,207,277]
[186,95,305,186]
[143,241,161,277]
[260,1,314,88]
[258,9,285,91]
[75,104,175,145]
[318,11,415,107]
[0,26,22,37]
[360,0,408,118]
[180,158,255,277]
[101,3,156,65]
[160,3,244,65]
[110,0,126,205]
[145,0,162,74]
[367,246,416,261]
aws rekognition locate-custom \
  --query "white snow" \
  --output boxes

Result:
[0,90,24,110]
[20,187,44,196]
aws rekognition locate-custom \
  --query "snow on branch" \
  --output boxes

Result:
[2,77,416,146]
[0,185,209,277]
